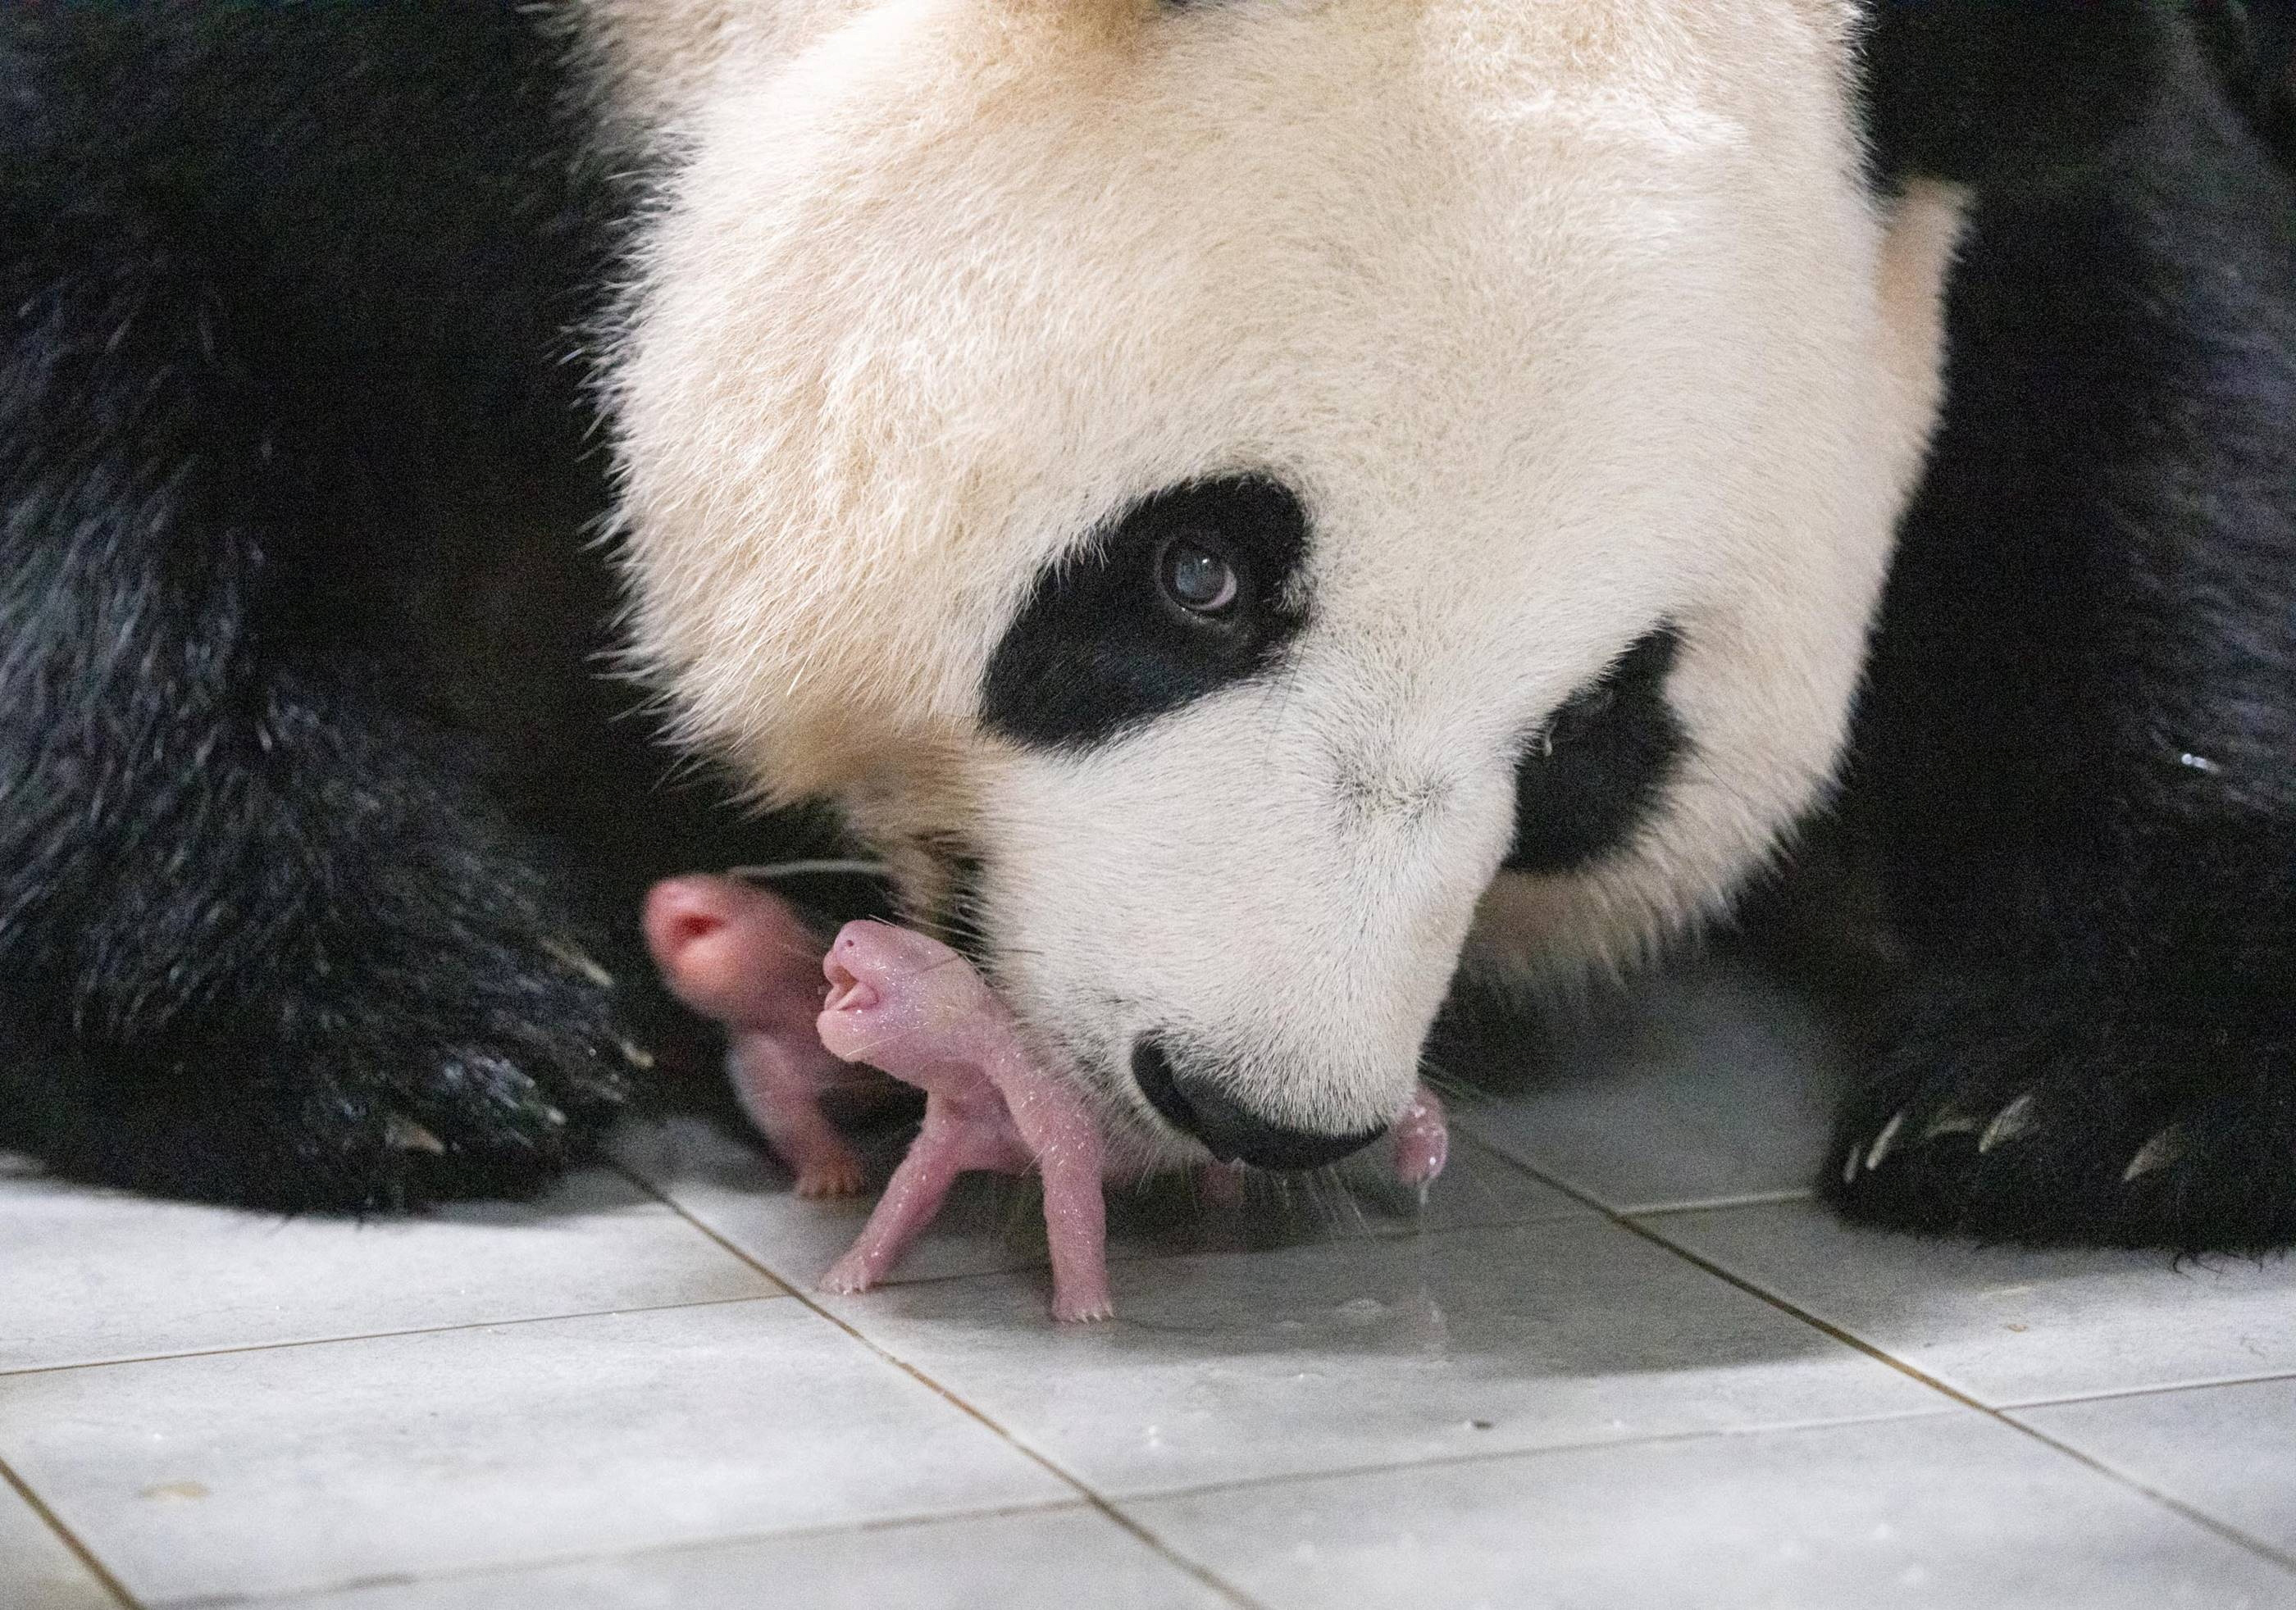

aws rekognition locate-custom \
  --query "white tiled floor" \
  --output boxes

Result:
[6,956,2294,1609]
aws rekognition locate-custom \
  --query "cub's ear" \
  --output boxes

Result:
[1859,0,2179,189]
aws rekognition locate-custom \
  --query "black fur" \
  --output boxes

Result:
[1830,6,2296,1249]
[981,475,1313,751]
[6,1,2294,1258]
[0,4,800,1209]
[1503,625,1685,875]
[2186,2,2296,166]
[1858,1,2173,192]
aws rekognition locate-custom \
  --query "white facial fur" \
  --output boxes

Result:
[603,0,1960,1157]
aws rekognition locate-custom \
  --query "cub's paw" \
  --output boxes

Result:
[792,1153,870,1199]
[1824,976,2296,1253]
[1052,1288,1116,1325]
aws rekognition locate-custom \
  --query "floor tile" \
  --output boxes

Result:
[1128,1412,2296,1610]
[0,1475,115,1610]
[820,1217,1944,1496]
[613,1113,1582,1300]
[262,1505,1234,1610]
[2017,1377,2296,1561]
[613,1114,1055,1293]
[1655,1198,2296,1403]
[0,1300,1068,1606]
[0,1168,777,1373]
[1454,959,1843,1212]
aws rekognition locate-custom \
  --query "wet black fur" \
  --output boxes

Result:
[1828,2,2296,1249]
[3,2,2294,1253]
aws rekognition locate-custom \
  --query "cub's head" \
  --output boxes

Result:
[604,0,1961,1168]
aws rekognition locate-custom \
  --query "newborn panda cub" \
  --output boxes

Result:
[644,874,1450,1321]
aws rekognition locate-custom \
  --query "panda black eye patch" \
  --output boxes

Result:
[1503,625,1687,874]
[982,475,1312,750]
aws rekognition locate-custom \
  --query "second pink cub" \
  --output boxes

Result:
[644,873,1449,1322]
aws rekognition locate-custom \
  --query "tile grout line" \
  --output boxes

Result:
[636,1143,2296,1583]
[14,1145,2287,1596]
[0,1292,791,1380]
[1081,1408,1957,1515]
[144,1498,1101,1610]
[606,1119,1591,1294]
[713,1206,1578,1303]
[1998,1367,2296,1412]
[1419,1145,2001,1408]
[1448,1121,1815,1220]
[0,1451,143,1610]
[1628,1188,1816,1217]
[1625,1222,2296,1576]
[607,1161,1269,1610]
[1987,1412,2296,1575]
[1448,1136,2296,1574]
[1597,1203,2296,1575]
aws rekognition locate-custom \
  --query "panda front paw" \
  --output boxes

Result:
[17,901,648,1212]
[1824,971,2296,1253]
[323,933,643,1210]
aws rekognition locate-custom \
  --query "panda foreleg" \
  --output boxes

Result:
[1823,42,2296,1250]
[0,234,636,1212]
[0,630,642,1210]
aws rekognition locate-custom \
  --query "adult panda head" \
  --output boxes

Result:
[600,0,1963,1170]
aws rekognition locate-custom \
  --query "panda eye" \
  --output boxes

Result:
[982,473,1311,750]
[1157,534,1241,616]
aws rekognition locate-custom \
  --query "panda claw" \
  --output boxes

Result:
[385,1113,448,1155]
[2122,1126,2190,1183]
[1977,1093,2039,1154]
[1923,1108,1982,1142]
[1864,1110,1907,1171]
[1842,1141,1864,1186]
[540,938,616,990]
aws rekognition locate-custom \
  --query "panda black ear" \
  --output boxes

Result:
[1858,0,2180,191]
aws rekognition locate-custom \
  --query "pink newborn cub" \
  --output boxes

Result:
[643,875,868,1198]
[815,920,1117,1321]
[644,873,1452,1323]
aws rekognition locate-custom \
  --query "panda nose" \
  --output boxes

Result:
[1129,1039,1385,1171]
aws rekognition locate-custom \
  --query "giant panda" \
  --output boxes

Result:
[2,2,2289,1250]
